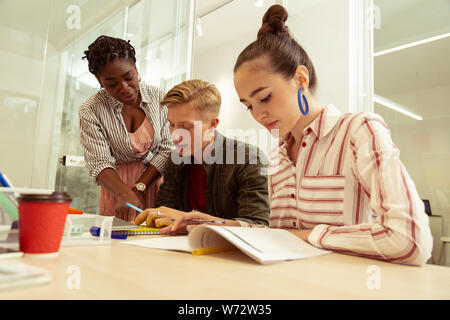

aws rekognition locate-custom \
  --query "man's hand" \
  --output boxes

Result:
[134,207,224,234]
[134,206,185,229]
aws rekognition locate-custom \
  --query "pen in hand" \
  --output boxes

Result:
[125,202,144,213]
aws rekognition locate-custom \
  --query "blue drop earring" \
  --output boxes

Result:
[297,88,309,115]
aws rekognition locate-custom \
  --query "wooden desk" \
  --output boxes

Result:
[2,236,450,300]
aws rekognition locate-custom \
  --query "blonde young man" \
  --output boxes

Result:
[135,80,269,232]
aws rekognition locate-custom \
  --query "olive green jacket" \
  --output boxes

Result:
[155,131,270,226]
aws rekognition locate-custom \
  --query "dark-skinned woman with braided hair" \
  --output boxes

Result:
[79,35,174,222]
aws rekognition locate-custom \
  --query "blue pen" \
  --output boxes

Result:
[125,202,144,213]
[90,226,127,240]
[0,172,18,208]
[0,172,11,187]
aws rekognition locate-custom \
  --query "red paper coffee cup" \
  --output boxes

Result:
[18,192,72,257]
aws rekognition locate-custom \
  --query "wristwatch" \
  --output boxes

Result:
[134,182,147,192]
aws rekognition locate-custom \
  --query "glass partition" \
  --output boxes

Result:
[0,0,52,189]
[374,0,450,265]
[374,0,450,53]
[287,0,373,113]
[0,0,195,214]
[57,0,195,213]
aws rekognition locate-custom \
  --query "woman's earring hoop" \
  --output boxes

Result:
[297,88,309,115]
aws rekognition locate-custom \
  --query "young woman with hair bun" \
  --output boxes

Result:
[233,5,432,266]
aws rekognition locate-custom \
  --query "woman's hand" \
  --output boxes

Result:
[97,169,146,222]
[115,190,145,222]
[288,229,313,243]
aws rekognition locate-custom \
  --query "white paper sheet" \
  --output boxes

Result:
[121,226,331,264]
[122,235,191,252]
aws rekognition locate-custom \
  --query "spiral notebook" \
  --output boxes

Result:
[112,226,160,235]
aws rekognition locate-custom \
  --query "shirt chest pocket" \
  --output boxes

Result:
[270,165,297,196]
[297,175,345,226]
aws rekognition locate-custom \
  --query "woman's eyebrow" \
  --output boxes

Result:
[105,70,133,81]
[240,86,268,102]
[122,70,132,77]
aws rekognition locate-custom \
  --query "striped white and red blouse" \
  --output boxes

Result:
[79,82,174,184]
[268,104,433,266]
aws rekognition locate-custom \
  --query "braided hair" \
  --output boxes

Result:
[83,35,136,75]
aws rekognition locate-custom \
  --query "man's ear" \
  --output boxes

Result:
[209,117,219,129]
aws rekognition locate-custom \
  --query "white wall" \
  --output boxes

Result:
[194,31,276,157]
[288,0,351,111]
[193,0,360,157]
[376,84,450,265]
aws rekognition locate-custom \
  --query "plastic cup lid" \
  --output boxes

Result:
[17,191,72,203]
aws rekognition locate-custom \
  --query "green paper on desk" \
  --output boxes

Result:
[0,193,18,220]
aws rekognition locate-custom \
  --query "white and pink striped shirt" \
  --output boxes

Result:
[268,104,433,266]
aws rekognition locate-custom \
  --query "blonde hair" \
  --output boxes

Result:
[160,79,221,118]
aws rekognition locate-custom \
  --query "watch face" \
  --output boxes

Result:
[136,183,146,191]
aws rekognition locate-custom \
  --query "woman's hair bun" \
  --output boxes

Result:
[257,4,289,39]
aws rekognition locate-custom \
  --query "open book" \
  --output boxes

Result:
[122,225,330,264]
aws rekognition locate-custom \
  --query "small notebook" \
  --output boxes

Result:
[112,226,160,235]
[112,217,139,231]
